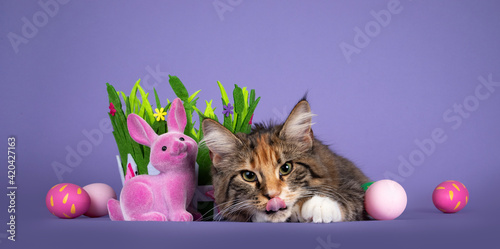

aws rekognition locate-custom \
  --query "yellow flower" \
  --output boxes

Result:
[153,108,167,121]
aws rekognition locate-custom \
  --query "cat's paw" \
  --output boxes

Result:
[301,196,343,223]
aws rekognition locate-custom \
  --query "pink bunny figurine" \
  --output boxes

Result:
[107,98,198,221]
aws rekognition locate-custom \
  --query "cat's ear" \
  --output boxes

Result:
[202,119,242,165]
[279,99,315,150]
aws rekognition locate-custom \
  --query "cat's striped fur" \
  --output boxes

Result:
[202,99,369,222]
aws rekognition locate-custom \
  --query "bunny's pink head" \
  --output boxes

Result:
[127,98,198,172]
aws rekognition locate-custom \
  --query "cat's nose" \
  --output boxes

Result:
[265,190,281,199]
[266,197,287,212]
[170,140,187,155]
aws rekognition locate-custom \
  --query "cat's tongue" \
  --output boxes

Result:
[266,197,286,212]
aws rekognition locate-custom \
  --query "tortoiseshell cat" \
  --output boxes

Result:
[201,99,369,223]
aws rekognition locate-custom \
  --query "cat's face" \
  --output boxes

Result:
[202,100,322,222]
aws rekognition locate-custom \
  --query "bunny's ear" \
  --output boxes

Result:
[127,114,158,146]
[167,98,187,133]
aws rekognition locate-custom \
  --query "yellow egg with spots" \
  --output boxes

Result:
[46,183,90,219]
[432,180,469,213]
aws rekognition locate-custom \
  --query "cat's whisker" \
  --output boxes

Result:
[214,199,255,221]
[199,199,238,219]
[212,200,245,221]
[199,200,238,220]
[216,204,253,221]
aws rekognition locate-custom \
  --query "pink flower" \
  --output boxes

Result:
[109,103,116,116]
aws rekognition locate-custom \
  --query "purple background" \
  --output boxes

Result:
[1,0,499,248]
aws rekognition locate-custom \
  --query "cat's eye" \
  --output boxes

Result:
[279,162,293,176]
[162,146,167,151]
[241,171,257,182]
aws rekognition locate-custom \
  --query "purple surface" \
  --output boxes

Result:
[1,0,499,248]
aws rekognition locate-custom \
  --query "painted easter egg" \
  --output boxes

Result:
[432,180,469,213]
[83,183,117,217]
[365,180,407,220]
[46,183,90,219]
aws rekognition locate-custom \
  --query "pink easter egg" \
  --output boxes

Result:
[46,183,90,219]
[432,180,469,213]
[83,183,117,217]
[365,180,407,220]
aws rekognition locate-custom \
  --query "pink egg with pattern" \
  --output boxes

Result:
[46,183,90,219]
[432,180,469,213]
